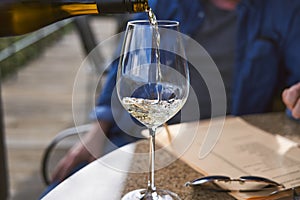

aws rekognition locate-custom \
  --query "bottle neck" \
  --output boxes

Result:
[96,0,148,13]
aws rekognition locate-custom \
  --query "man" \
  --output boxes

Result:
[50,0,300,184]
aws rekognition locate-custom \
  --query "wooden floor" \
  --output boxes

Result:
[2,17,117,200]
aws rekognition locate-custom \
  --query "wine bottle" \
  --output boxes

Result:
[0,0,149,37]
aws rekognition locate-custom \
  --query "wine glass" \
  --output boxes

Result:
[116,20,189,200]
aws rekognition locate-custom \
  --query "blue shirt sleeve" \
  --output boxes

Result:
[89,5,155,121]
[94,0,160,108]
[89,59,118,122]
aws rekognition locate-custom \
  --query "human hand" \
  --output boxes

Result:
[51,121,111,182]
[282,82,300,119]
[51,142,95,182]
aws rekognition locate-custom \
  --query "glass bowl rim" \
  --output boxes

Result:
[127,20,179,27]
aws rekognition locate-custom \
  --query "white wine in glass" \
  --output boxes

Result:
[117,20,189,200]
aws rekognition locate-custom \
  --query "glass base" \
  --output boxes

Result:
[121,188,181,200]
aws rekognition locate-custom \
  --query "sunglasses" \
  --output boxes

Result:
[185,175,284,193]
[185,175,300,199]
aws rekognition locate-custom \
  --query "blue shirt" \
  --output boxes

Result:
[91,0,300,141]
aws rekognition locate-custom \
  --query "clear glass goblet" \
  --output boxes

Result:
[116,20,189,200]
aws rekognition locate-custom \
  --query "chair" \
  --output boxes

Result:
[40,16,104,185]
[40,14,133,186]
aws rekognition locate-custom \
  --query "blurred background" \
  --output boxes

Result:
[1,16,119,199]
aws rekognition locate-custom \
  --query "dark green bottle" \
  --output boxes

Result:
[0,0,149,37]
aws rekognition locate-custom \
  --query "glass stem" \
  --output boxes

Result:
[147,127,156,192]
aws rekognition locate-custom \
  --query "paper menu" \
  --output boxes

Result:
[155,117,300,199]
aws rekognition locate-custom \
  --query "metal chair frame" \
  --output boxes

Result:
[41,124,92,185]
